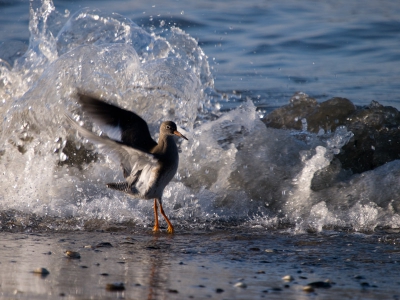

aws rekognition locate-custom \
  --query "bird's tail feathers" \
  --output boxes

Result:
[106,182,139,196]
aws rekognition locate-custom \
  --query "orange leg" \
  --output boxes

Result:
[152,199,160,233]
[158,200,174,234]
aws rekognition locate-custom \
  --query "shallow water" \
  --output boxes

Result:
[1,230,400,300]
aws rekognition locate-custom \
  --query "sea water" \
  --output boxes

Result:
[1,1,400,299]
[1,0,400,232]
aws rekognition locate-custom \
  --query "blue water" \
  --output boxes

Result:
[1,0,400,111]
[2,4,400,300]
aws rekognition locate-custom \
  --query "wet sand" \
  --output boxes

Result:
[0,228,399,299]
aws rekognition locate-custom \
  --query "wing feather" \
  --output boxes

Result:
[77,94,157,152]
[65,114,158,174]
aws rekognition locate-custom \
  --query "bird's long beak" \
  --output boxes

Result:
[174,130,188,140]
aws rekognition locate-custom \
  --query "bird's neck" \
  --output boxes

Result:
[156,135,177,155]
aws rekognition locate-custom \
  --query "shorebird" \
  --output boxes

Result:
[66,94,188,233]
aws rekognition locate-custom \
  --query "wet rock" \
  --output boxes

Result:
[167,289,179,293]
[263,94,400,174]
[257,270,266,274]
[100,273,109,276]
[32,268,50,275]
[282,275,294,282]
[338,101,400,173]
[65,250,81,259]
[106,282,125,291]
[215,288,224,293]
[354,275,365,280]
[264,93,356,133]
[263,92,318,131]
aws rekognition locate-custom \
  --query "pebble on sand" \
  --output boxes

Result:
[303,285,315,293]
[96,242,113,248]
[32,268,50,275]
[307,280,332,288]
[282,275,294,282]
[65,251,81,259]
[265,249,277,253]
[234,282,247,288]
[106,282,125,291]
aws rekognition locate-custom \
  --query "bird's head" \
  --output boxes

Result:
[161,121,188,140]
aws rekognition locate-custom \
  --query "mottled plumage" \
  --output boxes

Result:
[66,94,188,233]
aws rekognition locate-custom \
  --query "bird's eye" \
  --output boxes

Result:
[166,125,171,130]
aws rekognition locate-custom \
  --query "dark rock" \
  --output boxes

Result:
[167,289,179,293]
[307,281,332,288]
[361,282,370,287]
[96,242,113,248]
[263,92,355,133]
[263,93,400,174]
[106,282,125,291]
[216,288,224,293]
[32,268,50,275]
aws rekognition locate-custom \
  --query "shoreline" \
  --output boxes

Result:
[0,229,399,299]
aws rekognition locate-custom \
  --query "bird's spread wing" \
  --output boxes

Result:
[65,114,158,175]
[77,94,157,152]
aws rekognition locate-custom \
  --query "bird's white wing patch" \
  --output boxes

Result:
[65,114,157,173]
[101,124,122,142]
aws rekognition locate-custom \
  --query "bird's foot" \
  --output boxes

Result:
[166,225,174,234]
[152,225,160,233]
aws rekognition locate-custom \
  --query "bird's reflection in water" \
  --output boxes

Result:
[143,234,175,300]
